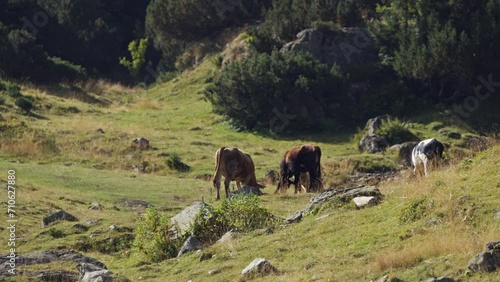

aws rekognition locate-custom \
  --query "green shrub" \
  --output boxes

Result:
[47,228,65,238]
[192,194,278,244]
[15,96,33,114]
[0,96,5,105]
[167,154,191,172]
[133,207,179,262]
[377,118,418,145]
[6,83,21,98]
[74,234,134,253]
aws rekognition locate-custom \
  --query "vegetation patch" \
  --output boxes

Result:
[166,154,191,172]
[399,198,431,224]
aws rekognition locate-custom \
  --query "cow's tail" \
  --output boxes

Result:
[213,147,226,188]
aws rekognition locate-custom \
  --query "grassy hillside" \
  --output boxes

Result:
[0,57,498,281]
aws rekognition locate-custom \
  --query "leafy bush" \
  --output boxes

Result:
[47,228,65,238]
[192,194,278,244]
[15,96,33,114]
[6,82,21,98]
[74,234,134,253]
[134,207,180,262]
[376,118,418,145]
[166,153,191,172]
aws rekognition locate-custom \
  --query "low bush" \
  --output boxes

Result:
[6,82,21,98]
[133,207,180,262]
[15,96,34,114]
[192,194,278,244]
[399,198,431,224]
[166,154,191,172]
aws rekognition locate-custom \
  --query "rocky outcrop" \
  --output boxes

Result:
[131,137,150,150]
[358,115,392,153]
[177,236,202,257]
[468,240,500,272]
[42,210,78,227]
[241,258,279,279]
[281,28,377,71]
[286,185,382,223]
[390,141,419,166]
[170,201,211,239]
[0,250,110,280]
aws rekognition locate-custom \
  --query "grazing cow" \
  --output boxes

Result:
[411,138,445,176]
[275,145,322,194]
[213,147,265,200]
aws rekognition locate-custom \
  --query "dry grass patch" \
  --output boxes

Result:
[373,232,482,271]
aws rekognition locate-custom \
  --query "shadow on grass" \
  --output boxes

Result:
[38,83,111,106]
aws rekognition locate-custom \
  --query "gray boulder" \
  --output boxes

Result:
[89,202,103,210]
[241,258,279,279]
[468,240,500,272]
[131,137,150,150]
[352,196,378,208]
[170,201,211,239]
[177,236,202,257]
[231,184,263,196]
[281,28,377,71]
[42,210,78,226]
[217,229,242,245]
[358,115,392,153]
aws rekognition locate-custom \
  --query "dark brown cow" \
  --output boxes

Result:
[275,145,322,194]
[213,147,265,200]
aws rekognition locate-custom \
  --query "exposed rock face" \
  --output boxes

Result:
[177,236,202,257]
[241,258,279,279]
[281,28,377,71]
[0,250,109,280]
[170,201,211,239]
[468,240,500,272]
[358,115,392,153]
[42,210,78,226]
[286,185,382,223]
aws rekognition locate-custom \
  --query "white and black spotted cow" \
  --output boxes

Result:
[411,138,444,176]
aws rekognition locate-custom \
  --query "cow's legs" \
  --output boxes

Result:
[423,158,429,176]
[292,173,300,194]
[224,178,231,199]
[214,175,221,200]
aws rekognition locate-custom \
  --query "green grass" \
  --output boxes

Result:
[0,60,498,281]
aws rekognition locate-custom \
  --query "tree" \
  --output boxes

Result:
[120,38,149,79]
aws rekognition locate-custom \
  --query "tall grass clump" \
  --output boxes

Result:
[377,118,418,145]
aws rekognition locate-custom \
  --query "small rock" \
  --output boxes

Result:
[110,206,120,211]
[89,202,103,210]
[230,184,263,196]
[375,275,389,282]
[217,229,241,244]
[422,277,454,282]
[131,137,150,150]
[241,258,279,279]
[200,252,214,262]
[81,269,113,282]
[109,225,117,231]
[85,219,100,226]
[468,251,500,272]
[72,224,89,231]
[207,269,220,275]
[486,241,500,252]
[493,212,500,220]
[189,126,202,131]
[352,196,378,208]
[448,132,461,139]
[96,128,105,134]
[42,210,78,227]
[315,214,329,221]
[177,236,202,257]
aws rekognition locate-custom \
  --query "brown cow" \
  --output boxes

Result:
[213,147,265,200]
[275,144,322,194]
